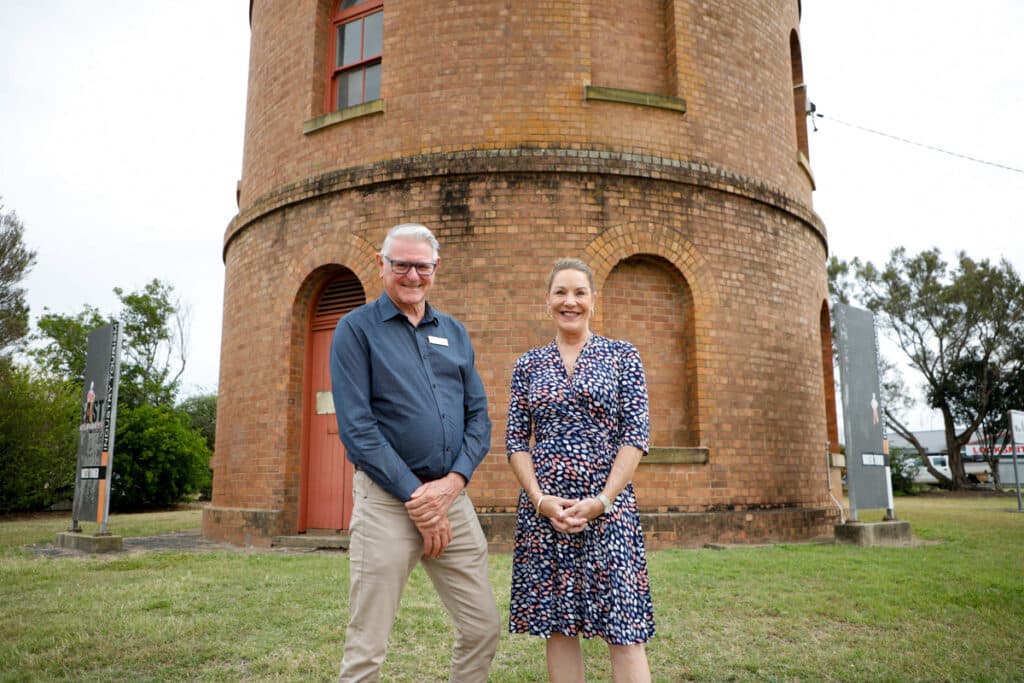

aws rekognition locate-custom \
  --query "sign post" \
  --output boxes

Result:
[1009,410,1024,513]
[834,303,893,521]
[70,322,123,534]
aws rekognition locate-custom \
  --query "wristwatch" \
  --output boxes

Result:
[596,493,614,515]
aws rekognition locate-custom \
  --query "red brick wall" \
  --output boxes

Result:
[599,256,694,448]
[207,0,841,546]
[236,0,811,214]
[591,0,669,95]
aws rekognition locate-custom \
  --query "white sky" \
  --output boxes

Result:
[0,2,249,397]
[2,3,1022,427]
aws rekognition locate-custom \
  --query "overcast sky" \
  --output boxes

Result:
[2,3,1022,429]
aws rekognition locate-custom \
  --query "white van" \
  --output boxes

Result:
[913,455,953,484]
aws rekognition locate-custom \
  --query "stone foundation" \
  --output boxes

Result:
[202,506,288,548]
[480,506,841,553]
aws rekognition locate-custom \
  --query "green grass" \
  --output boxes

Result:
[0,508,201,549]
[1,494,1022,682]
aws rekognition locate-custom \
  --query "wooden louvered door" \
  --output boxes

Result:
[304,271,365,531]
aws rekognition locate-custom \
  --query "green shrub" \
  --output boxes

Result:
[0,362,79,512]
[110,405,211,510]
[177,392,216,500]
[889,447,921,494]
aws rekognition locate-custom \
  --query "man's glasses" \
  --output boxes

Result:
[384,256,437,276]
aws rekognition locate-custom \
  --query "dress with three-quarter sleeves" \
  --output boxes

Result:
[505,334,656,645]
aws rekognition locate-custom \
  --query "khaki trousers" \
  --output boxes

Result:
[339,470,500,683]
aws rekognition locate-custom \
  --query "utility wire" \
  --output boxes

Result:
[809,106,1024,176]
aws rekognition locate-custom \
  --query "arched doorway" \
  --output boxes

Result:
[302,269,365,531]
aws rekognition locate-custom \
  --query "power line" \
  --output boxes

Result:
[809,107,1024,176]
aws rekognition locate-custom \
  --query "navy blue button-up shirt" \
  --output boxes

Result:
[330,294,492,502]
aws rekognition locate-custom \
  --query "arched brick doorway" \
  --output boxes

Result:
[301,269,365,531]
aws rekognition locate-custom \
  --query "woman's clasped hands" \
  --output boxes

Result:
[538,495,602,534]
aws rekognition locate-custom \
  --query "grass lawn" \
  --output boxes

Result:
[2,492,1022,682]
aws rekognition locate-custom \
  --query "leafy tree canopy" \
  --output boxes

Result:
[178,392,217,453]
[831,248,1024,488]
[0,200,38,356]
[31,279,188,409]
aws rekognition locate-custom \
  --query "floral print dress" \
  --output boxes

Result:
[505,335,656,645]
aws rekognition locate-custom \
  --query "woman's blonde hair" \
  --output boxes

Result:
[546,258,595,293]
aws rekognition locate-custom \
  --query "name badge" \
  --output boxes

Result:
[428,335,449,347]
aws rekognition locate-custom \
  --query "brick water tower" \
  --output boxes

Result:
[204,0,843,548]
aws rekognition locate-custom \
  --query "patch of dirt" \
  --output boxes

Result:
[914,486,1019,498]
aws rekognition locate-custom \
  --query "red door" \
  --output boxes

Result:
[303,272,364,531]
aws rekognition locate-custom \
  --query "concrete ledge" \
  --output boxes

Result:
[56,531,123,553]
[834,521,913,547]
[585,85,687,113]
[643,447,709,465]
[303,99,385,134]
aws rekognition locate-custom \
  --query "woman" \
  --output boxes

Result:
[506,258,655,682]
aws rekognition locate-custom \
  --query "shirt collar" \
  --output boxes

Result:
[375,294,438,327]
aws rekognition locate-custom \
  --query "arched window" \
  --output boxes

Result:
[820,301,840,453]
[329,0,383,111]
[790,30,809,161]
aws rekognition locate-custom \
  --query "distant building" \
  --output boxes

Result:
[889,430,949,455]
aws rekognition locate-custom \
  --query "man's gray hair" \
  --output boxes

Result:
[381,223,440,258]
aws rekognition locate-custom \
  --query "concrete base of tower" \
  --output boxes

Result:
[201,506,841,551]
[479,507,842,553]
[202,505,288,548]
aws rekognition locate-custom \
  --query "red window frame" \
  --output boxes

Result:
[328,0,384,112]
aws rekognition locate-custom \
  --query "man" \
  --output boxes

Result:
[330,223,499,682]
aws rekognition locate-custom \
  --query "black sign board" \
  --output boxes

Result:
[71,322,122,532]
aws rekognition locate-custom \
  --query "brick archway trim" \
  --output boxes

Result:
[289,231,382,306]
[585,223,715,448]
[584,222,718,310]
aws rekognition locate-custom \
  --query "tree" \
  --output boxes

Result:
[847,248,1024,489]
[0,200,37,356]
[114,279,188,408]
[0,363,79,512]
[950,341,1024,487]
[31,305,106,385]
[178,392,216,499]
[178,392,217,453]
[31,279,188,408]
